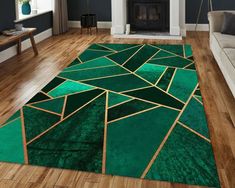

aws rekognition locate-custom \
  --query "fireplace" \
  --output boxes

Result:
[128,0,169,32]
[111,0,185,37]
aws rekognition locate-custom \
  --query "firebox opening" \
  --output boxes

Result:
[128,0,169,32]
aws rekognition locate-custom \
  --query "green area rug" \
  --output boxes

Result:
[0,44,220,187]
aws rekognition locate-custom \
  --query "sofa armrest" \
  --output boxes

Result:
[208,11,235,34]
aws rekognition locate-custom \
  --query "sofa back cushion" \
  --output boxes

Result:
[221,12,235,35]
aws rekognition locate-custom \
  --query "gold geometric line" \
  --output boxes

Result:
[102,91,109,174]
[26,91,106,145]
[121,93,181,112]
[154,68,168,85]
[149,44,194,63]
[44,80,68,95]
[183,62,195,69]
[0,117,21,129]
[78,53,116,64]
[61,96,68,120]
[57,75,180,112]
[166,69,177,93]
[147,62,196,72]
[151,55,176,61]
[97,44,144,54]
[40,91,53,99]
[177,121,211,143]
[104,44,143,55]
[106,56,186,105]
[119,86,153,94]
[192,95,203,105]
[96,44,117,53]
[62,65,117,73]
[27,88,97,105]
[78,73,131,82]
[122,45,145,66]
[56,75,101,90]
[108,106,161,124]
[25,105,61,117]
[77,57,83,64]
[147,62,196,73]
[108,99,134,109]
[86,49,114,53]
[134,49,161,73]
[20,109,28,164]
[141,83,199,178]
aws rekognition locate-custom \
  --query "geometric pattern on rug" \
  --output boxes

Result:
[0,44,220,187]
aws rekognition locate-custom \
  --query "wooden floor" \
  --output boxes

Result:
[0,29,234,188]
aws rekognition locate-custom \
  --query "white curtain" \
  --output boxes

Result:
[52,0,68,35]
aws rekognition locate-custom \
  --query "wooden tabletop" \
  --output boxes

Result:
[0,28,36,46]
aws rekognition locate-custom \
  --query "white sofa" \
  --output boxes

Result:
[208,11,235,97]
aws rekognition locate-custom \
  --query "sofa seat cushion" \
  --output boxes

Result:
[224,48,235,68]
[213,32,235,48]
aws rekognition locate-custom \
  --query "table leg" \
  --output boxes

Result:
[29,33,38,55]
[17,38,22,55]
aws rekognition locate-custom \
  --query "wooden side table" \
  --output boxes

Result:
[0,28,38,56]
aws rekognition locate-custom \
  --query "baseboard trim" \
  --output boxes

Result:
[186,24,209,31]
[68,21,112,29]
[0,28,52,64]
[69,21,209,32]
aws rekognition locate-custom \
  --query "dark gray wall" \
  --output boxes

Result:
[186,0,235,23]
[67,0,235,23]
[0,1,16,31]
[68,0,111,21]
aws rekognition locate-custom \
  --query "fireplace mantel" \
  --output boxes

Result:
[111,0,185,36]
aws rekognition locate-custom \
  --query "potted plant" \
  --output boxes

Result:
[18,0,31,15]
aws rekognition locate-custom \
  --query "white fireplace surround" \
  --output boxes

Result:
[111,0,186,36]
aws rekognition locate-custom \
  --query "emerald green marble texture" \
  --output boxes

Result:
[4,110,20,124]
[83,74,150,92]
[145,124,219,187]
[152,50,175,59]
[88,44,113,51]
[107,46,142,65]
[168,69,198,102]
[41,77,66,93]
[184,44,193,58]
[106,107,179,178]
[156,67,175,91]
[27,92,50,104]
[79,49,113,62]
[27,93,106,172]
[59,65,129,81]
[100,43,139,51]
[0,118,24,163]
[63,57,115,72]
[153,44,184,56]
[179,97,210,138]
[0,44,219,187]
[124,45,159,71]
[149,56,192,68]
[64,89,104,117]
[135,64,166,84]
[123,87,184,110]
[32,97,65,114]
[23,106,61,142]
[48,80,94,98]
[108,92,131,107]
[108,99,156,121]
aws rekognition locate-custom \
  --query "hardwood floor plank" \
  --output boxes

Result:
[0,29,234,188]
